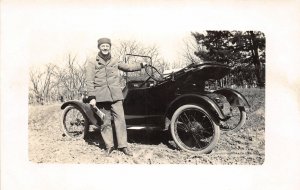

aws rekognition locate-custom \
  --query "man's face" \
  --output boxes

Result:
[99,43,111,55]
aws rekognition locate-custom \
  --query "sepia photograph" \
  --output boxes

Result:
[28,31,265,164]
[1,1,300,190]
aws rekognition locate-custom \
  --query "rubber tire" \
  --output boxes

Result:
[170,104,220,154]
[62,105,89,140]
[221,106,246,132]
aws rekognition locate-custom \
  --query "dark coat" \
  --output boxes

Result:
[86,55,142,102]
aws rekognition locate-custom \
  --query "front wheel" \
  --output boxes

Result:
[170,104,220,154]
[62,105,89,139]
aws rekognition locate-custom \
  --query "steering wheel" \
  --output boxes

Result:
[144,65,164,82]
[138,65,164,88]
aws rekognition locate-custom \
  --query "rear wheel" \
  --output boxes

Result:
[170,104,220,154]
[62,106,89,139]
[220,106,246,132]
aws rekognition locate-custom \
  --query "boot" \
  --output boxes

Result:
[105,147,114,156]
[120,147,133,156]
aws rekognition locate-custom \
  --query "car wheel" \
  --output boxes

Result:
[62,105,89,139]
[220,106,246,132]
[170,104,220,154]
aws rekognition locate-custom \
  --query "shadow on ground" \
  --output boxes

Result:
[84,128,175,150]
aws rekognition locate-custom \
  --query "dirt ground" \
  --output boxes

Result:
[28,88,265,164]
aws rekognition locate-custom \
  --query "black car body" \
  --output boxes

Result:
[61,54,249,154]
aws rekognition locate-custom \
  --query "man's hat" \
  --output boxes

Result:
[98,38,111,47]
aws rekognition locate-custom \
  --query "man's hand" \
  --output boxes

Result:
[89,99,96,107]
[142,62,148,68]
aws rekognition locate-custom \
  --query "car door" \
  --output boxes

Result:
[123,82,149,126]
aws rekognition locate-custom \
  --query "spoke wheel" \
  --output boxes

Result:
[170,104,220,154]
[220,106,246,132]
[62,106,89,139]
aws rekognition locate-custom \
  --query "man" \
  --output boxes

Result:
[86,37,147,156]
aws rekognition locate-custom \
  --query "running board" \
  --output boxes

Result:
[127,126,147,130]
[126,125,162,130]
[89,124,162,130]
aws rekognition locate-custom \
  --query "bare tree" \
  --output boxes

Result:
[29,54,88,104]
[29,67,44,104]
[114,40,166,68]
[29,39,171,105]
[111,40,168,84]
[182,37,203,65]
[29,63,58,104]
[57,54,87,100]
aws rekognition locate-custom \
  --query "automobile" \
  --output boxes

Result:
[61,54,250,154]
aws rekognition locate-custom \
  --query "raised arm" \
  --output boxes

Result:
[118,61,146,72]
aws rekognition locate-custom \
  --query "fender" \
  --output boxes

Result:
[164,94,227,129]
[214,88,250,107]
[61,101,100,126]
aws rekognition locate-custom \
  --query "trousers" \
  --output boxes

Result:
[96,100,127,149]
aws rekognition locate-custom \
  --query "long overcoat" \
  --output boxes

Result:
[86,55,142,102]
